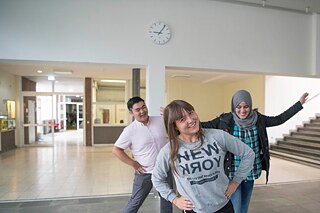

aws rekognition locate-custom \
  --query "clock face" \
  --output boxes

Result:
[148,22,171,45]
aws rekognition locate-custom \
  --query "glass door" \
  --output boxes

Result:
[22,94,55,146]
[77,104,83,130]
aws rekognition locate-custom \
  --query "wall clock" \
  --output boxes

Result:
[148,22,171,45]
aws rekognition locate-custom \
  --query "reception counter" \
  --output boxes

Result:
[0,129,16,153]
[93,124,126,145]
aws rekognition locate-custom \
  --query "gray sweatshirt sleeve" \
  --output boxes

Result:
[151,145,177,202]
[216,130,255,183]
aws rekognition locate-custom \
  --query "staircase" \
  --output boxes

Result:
[270,115,320,169]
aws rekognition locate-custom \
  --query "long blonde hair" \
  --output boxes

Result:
[163,100,204,175]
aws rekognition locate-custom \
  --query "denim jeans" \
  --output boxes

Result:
[184,200,234,213]
[160,170,174,213]
[123,172,173,213]
[230,180,254,213]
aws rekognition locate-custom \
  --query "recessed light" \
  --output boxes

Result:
[171,74,191,78]
[37,70,43,73]
[54,71,73,75]
[101,80,126,83]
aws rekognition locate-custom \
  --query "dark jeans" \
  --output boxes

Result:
[184,200,234,213]
[123,172,173,213]
[230,180,254,213]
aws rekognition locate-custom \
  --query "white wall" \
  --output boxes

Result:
[0,0,316,76]
[1,0,320,116]
[265,76,320,143]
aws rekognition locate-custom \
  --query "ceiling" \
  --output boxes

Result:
[1,0,317,86]
[0,59,258,86]
[212,0,320,14]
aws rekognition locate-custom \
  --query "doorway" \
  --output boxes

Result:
[21,77,84,147]
[58,95,83,131]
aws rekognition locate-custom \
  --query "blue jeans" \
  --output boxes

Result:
[230,180,254,213]
[123,172,173,213]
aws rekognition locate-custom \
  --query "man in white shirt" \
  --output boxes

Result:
[112,96,172,213]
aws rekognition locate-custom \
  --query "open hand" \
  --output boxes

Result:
[225,180,240,199]
[299,92,309,105]
[172,196,194,211]
[132,161,146,174]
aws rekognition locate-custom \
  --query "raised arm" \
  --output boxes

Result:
[263,92,309,127]
[201,116,221,128]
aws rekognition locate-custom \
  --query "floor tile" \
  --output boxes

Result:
[0,130,320,213]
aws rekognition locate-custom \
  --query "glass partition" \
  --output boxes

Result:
[0,100,16,132]
[92,79,127,125]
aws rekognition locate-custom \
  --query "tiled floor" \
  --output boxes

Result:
[0,130,320,212]
[0,180,319,213]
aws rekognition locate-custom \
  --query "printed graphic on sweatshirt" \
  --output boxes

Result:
[187,171,220,185]
[177,142,222,185]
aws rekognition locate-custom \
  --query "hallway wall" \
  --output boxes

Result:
[166,75,265,121]
[0,0,317,76]
[0,70,18,116]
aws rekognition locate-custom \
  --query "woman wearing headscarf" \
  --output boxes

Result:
[201,90,309,213]
[152,100,255,213]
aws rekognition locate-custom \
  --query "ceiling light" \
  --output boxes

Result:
[101,80,126,83]
[171,74,191,78]
[37,70,43,73]
[54,71,73,75]
[48,75,55,81]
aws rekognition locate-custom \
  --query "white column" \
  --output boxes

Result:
[146,64,165,116]
[312,13,320,76]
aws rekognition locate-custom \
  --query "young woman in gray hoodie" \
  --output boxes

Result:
[152,100,255,213]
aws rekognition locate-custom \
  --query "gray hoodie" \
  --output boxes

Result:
[152,128,255,213]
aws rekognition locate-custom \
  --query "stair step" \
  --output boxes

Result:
[271,143,320,154]
[270,150,320,169]
[310,117,320,122]
[276,139,320,150]
[304,123,320,128]
[299,126,320,132]
[284,135,320,143]
[270,144,320,160]
[294,130,320,137]
[310,121,320,124]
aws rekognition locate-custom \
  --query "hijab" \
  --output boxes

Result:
[231,90,258,129]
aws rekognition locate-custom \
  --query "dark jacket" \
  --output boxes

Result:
[201,101,303,183]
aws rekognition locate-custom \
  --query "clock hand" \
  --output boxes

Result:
[158,25,166,35]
